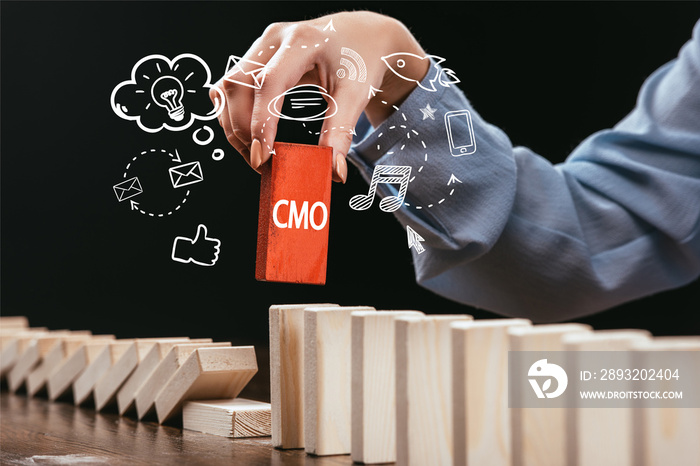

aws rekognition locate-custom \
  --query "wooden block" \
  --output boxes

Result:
[563,330,651,466]
[93,337,191,411]
[0,329,49,376]
[304,306,376,456]
[117,338,209,415]
[351,310,424,464]
[134,341,231,420]
[508,324,592,466]
[630,336,700,466]
[451,319,532,466]
[0,316,29,330]
[46,336,116,401]
[7,330,91,393]
[26,334,98,397]
[269,303,339,449]
[154,346,258,424]
[395,314,473,466]
[183,398,271,438]
[256,142,333,285]
[72,339,135,406]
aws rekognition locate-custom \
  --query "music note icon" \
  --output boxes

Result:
[349,165,412,213]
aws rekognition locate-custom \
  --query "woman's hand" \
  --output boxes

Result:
[211,11,429,182]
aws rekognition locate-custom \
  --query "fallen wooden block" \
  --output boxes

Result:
[93,337,191,411]
[563,330,651,466]
[451,319,531,466]
[269,303,338,449]
[0,328,49,377]
[7,330,91,393]
[155,346,258,424]
[395,314,472,466]
[256,142,333,285]
[73,339,135,406]
[26,334,102,397]
[117,338,209,416]
[0,316,29,330]
[134,341,231,420]
[351,310,424,464]
[508,324,592,466]
[46,336,116,401]
[304,306,376,456]
[630,336,700,466]
[183,398,271,438]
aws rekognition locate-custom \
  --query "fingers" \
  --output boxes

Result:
[211,30,281,171]
[249,29,322,167]
[317,81,369,184]
[211,87,252,165]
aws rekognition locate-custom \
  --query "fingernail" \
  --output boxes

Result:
[251,139,262,169]
[336,153,348,184]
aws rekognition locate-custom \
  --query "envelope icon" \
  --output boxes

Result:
[169,161,204,189]
[224,55,267,90]
[113,177,143,202]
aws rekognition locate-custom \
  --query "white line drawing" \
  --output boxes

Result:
[366,100,465,211]
[444,109,476,156]
[224,55,266,90]
[367,85,383,99]
[192,125,214,145]
[211,148,225,161]
[336,47,367,82]
[118,149,192,218]
[447,174,463,185]
[420,103,436,120]
[267,85,338,122]
[349,165,411,213]
[323,19,336,32]
[111,53,225,133]
[169,161,204,189]
[406,225,426,254]
[381,52,460,92]
[171,224,221,267]
[113,177,143,202]
[151,76,185,121]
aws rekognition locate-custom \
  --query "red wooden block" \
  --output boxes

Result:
[256,142,333,285]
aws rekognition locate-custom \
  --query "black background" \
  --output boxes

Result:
[2,1,699,345]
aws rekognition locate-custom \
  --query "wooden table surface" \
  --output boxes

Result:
[0,346,358,466]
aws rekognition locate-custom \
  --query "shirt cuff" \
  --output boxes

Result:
[347,62,517,281]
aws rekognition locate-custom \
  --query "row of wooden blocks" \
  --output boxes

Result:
[269,304,699,466]
[0,316,270,438]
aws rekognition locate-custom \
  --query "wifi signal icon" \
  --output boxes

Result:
[336,47,367,83]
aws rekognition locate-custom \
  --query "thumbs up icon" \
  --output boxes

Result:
[171,224,221,266]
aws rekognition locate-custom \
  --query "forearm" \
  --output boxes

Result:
[348,25,700,321]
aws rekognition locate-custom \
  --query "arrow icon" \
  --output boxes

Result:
[368,85,383,99]
[406,225,425,254]
[447,174,462,186]
[130,200,140,211]
[172,149,182,163]
[323,19,336,32]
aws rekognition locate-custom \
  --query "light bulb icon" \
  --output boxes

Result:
[151,75,185,122]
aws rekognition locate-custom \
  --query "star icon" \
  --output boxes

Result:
[420,104,436,120]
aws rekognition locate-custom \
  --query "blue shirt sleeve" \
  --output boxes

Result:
[346,21,700,322]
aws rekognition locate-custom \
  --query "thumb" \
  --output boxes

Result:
[192,224,208,243]
[318,84,366,184]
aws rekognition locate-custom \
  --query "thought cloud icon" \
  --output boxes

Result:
[267,84,337,122]
[111,53,225,133]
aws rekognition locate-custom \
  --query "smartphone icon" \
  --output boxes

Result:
[444,109,476,156]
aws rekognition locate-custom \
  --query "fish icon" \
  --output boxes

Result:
[381,52,460,92]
